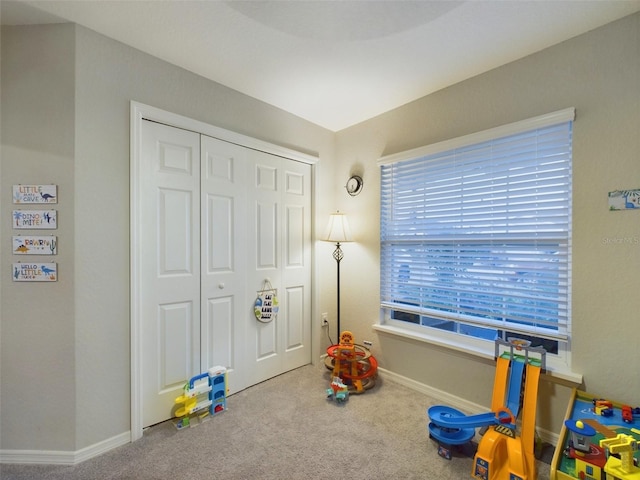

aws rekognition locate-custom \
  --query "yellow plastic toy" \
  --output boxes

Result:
[599,434,640,480]
[174,366,227,429]
[472,339,545,480]
[428,338,545,480]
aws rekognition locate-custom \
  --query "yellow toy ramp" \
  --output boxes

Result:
[491,356,510,412]
[520,362,541,458]
[474,350,543,480]
[175,398,197,418]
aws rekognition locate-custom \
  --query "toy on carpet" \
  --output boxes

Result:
[324,330,378,394]
[428,338,546,480]
[174,366,227,429]
[326,376,349,403]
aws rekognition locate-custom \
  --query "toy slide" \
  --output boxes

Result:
[472,352,544,480]
[428,406,478,446]
[428,406,511,448]
[505,358,525,417]
[430,406,501,429]
[491,355,510,412]
[519,362,541,459]
[428,339,546,479]
[174,398,197,417]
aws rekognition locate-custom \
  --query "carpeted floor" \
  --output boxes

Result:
[1,363,553,479]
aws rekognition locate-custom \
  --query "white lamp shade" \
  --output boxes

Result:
[323,212,353,243]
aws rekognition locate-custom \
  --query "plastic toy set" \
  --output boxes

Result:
[428,338,546,480]
[174,366,228,429]
[324,330,378,395]
[551,389,640,480]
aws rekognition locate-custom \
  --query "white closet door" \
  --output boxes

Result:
[245,150,312,386]
[138,120,312,427]
[200,135,248,394]
[279,155,312,370]
[140,120,201,428]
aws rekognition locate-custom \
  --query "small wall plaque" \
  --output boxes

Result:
[13,185,57,204]
[12,210,57,229]
[609,189,640,210]
[12,236,57,255]
[13,262,57,282]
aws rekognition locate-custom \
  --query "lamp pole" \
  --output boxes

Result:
[332,241,344,340]
[323,210,352,344]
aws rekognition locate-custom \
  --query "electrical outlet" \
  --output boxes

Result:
[363,340,373,348]
[321,313,329,327]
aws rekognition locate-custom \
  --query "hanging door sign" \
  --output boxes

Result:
[12,210,57,229]
[12,236,57,255]
[13,185,57,204]
[13,262,57,282]
[254,279,279,323]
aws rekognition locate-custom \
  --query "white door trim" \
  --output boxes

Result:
[130,101,318,441]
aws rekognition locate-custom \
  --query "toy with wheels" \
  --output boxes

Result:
[428,338,546,480]
[324,331,378,394]
[174,366,227,429]
[326,376,349,403]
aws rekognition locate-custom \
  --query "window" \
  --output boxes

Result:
[378,109,574,371]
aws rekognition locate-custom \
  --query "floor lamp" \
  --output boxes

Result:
[323,212,352,342]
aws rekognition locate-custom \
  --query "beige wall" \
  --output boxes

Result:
[334,12,640,435]
[1,24,77,452]
[1,11,639,457]
[1,23,335,452]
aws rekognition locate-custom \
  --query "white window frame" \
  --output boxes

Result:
[375,108,581,382]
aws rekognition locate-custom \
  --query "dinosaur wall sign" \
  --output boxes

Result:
[12,262,57,282]
[12,210,57,229]
[12,185,57,204]
[12,236,57,255]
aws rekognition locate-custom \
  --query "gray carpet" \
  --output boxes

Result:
[1,363,552,479]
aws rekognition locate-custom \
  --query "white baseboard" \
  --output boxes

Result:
[377,367,559,447]
[0,431,130,465]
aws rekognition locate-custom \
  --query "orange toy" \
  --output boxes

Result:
[324,331,378,393]
[471,339,545,480]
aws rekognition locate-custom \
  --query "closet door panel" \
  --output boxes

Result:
[140,120,201,428]
[285,286,305,350]
[200,136,247,394]
[256,201,278,270]
[205,296,233,371]
[281,160,311,366]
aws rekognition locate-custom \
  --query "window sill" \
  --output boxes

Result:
[372,323,583,387]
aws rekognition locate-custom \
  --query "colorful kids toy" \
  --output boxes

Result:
[174,366,227,429]
[557,396,640,480]
[600,433,640,479]
[428,338,546,480]
[324,330,378,394]
[326,376,349,403]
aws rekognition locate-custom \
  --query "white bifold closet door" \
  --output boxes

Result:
[140,120,311,428]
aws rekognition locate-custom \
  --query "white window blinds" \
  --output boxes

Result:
[379,109,574,342]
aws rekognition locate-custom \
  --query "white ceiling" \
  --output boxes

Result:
[3,0,640,131]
